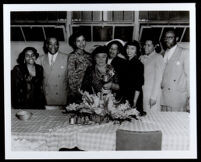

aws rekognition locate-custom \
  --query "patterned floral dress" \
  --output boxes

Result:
[67,50,92,104]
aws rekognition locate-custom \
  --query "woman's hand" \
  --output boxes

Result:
[103,82,113,90]
[149,98,157,107]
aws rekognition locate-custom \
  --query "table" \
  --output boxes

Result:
[11,109,190,151]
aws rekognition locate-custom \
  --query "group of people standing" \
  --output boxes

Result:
[11,29,189,114]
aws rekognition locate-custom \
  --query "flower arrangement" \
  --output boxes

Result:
[108,101,140,124]
[65,91,140,125]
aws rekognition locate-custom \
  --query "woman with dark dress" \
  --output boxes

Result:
[67,31,92,104]
[123,41,146,116]
[11,47,46,109]
[106,39,127,101]
[81,46,120,96]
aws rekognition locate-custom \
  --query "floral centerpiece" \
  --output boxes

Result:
[108,101,140,124]
[65,103,80,117]
[65,90,140,125]
[66,102,93,124]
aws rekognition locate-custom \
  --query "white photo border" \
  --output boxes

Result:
[4,3,197,159]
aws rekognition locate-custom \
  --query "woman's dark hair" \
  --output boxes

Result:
[91,45,109,65]
[124,40,141,59]
[43,36,59,54]
[17,47,39,65]
[106,40,124,55]
[68,31,86,50]
[144,38,161,53]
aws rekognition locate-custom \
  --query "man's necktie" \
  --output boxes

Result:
[51,55,54,66]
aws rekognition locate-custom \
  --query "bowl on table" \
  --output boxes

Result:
[16,110,33,121]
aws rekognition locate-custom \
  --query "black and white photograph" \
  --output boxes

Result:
[3,3,197,159]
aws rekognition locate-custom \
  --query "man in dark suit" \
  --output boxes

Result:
[37,36,68,109]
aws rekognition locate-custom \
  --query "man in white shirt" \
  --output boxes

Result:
[37,36,68,109]
[160,29,189,112]
[163,42,177,64]
[48,51,58,67]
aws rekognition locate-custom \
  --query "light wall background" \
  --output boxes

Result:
[11,41,105,69]
[11,42,189,69]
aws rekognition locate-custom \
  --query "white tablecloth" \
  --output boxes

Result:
[11,109,190,151]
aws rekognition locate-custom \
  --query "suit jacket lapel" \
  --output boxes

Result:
[43,55,52,82]
[51,52,61,69]
[168,46,182,63]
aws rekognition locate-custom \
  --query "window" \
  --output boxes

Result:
[169,11,189,21]
[93,26,113,41]
[114,26,134,41]
[174,27,185,41]
[140,27,162,43]
[92,11,102,21]
[72,11,134,22]
[82,11,92,21]
[103,11,113,21]
[11,27,24,41]
[72,11,82,21]
[139,25,189,43]
[148,11,170,21]
[11,25,66,42]
[113,11,124,21]
[44,27,65,41]
[124,11,134,21]
[72,26,91,41]
[11,11,189,43]
[182,27,189,42]
[22,27,44,41]
[11,11,67,23]
[139,11,189,22]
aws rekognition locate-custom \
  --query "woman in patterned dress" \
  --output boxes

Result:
[67,31,92,104]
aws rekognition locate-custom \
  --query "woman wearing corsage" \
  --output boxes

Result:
[81,46,120,97]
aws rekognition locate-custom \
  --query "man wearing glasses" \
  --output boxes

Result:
[160,29,189,112]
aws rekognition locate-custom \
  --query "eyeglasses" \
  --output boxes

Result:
[164,36,175,40]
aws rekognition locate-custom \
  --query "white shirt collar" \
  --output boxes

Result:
[48,52,58,65]
[164,44,177,63]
